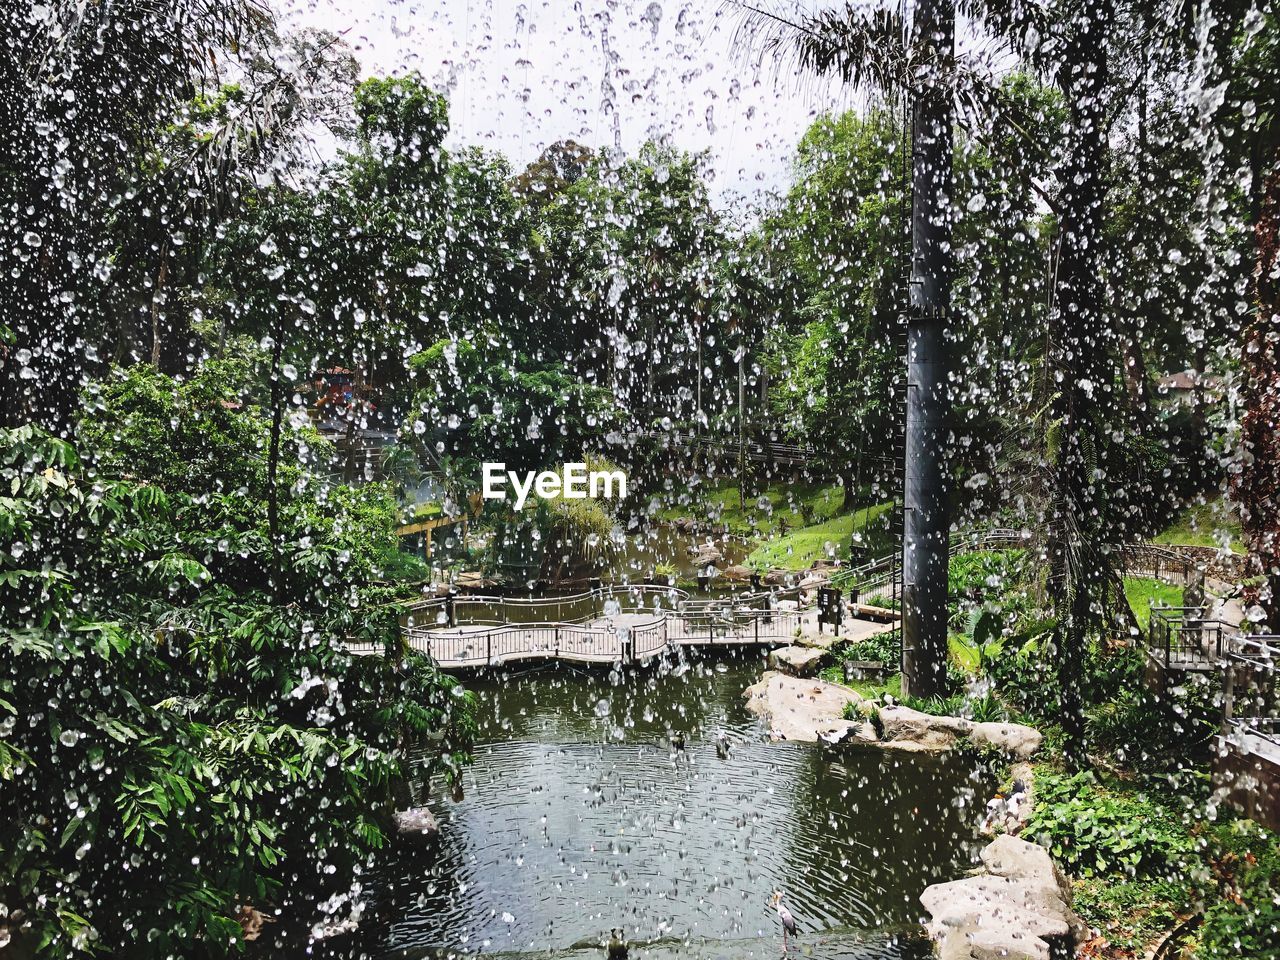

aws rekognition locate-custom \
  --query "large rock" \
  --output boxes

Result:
[878,705,973,751]
[723,564,754,582]
[743,671,863,742]
[394,806,439,840]
[768,645,829,677]
[921,834,1084,960]
[688,544,725,568]
[797,572,829,592]
[971,721,1043,759]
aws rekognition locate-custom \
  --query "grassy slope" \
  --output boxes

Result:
[746,500,893,571]
[1123,577,1184,631]
[1152,498,1243,552]
[656,479,846,538]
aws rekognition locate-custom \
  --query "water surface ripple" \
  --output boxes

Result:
[373,654,988,960]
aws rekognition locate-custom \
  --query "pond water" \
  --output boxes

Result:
[363,654,991,960]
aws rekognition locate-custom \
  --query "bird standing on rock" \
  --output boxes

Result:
[770,890,797,954]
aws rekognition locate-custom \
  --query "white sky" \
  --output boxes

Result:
[283,0,863,202]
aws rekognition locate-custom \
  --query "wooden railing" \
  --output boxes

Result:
[392,604,804,668]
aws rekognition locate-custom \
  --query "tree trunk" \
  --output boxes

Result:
[901,0,954,699]
[1236,144,1280,630]
[266,323,286,590]
[1045,0,1115,769]
[149,250,169,367]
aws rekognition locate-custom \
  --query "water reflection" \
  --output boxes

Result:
[371,655,987,960]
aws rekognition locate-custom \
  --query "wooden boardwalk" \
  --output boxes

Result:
[349,586,895,669]
[398,609,803,668]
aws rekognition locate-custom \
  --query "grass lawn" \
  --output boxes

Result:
[746,500,894,571]
[1152,498,1243,552]
[1123,576,1184,631]
[826,671,903,701]
[656,479,846,538]
[409,500,444,520]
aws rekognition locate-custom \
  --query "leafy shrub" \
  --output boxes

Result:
[1071,876,1191,955]
[833,632,899,667]
[966,692,1010,722]
[1086,668,1219,771]
[902,693,967,717]
[1199,820,1280,959]
[2,412,476,956]
[1024,769,1195,878]
[948,549,1031,630]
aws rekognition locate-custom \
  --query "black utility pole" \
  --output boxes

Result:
[901,0,954,698]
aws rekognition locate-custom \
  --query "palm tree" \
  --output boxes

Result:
[736,1,1147,753]
[736,0,957,697]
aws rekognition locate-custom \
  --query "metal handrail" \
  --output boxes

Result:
[406,582,692,612]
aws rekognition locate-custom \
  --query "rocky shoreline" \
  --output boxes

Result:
[743,672,1081,960]
[742,671,1043,758]
[921,832,1085,960]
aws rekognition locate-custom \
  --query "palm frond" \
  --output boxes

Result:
[730,2,912,95]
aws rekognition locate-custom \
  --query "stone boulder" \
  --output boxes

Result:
[394,806,439,840]
[768,645,830,677]
[743,671,863,742]
[764,568,791,586]
[971,721,1043,760]
[921,834,1084,960]
[877,705,973,751]
[722,564,754,582]
[797,572,829,592]
[687,542,725,567]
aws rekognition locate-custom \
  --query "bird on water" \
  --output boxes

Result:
[770,890,797,953]
[715,731,731,759]
[607,929,628,960]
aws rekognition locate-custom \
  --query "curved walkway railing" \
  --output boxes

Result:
[853,531,1205,606]
[405,583,695,627]
[390,603,807,668]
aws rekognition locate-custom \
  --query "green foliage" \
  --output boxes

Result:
[1071,876,1191,955]
[407,336,623,473]
[1085,668,1220,773]
[1025,769,1195,879]
[822,670,902,703]
[1152,498,1244,553]
[354,74,449,159]
[1198,820,1280,958]
[655,479,845,539]
[1,397,475,957]
[832,631,900,668]
[900,693,967,717]
[1122,577,1184,632]
[762,110,901,489]
[947,549,1032,630]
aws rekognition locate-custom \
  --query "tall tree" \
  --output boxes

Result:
[902,0,956,698]
[0,1,349,432]
[737,0,956,694]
